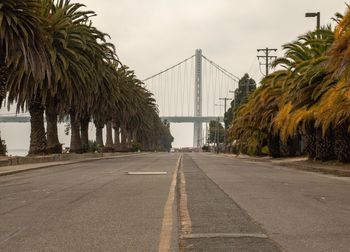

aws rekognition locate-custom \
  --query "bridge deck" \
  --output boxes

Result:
[0,116,224,123]
[160,116,223,123]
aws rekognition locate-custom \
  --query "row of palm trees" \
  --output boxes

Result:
[229,5,350,162]
[0,0,173,155]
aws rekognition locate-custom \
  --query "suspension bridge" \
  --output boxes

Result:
[0,49,238,147]
[144,49,238,147]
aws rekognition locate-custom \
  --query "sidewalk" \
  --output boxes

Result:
[0,152,146,176]
[222,153,350,177]
[274,159,350,177]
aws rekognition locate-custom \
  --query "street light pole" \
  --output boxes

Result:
[305,12,320,30]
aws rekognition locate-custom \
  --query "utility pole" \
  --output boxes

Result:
[214,103,223,152]
[216,117,220,153]
[229,90,236,109]
[214,122,217,152]
[219,97,232,118]
[214,103,224,116]
[219,97,233,152]
[257,48,277,76]
[205,123,208,145]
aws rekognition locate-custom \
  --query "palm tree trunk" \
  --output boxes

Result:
[112,119,120,150]
[28,99,47,155]
[120,122,127,151]
[69,109,82,153]
[127,131,132,145]
[315,127,336,161]
[280,137,297,157]
[0,136,6,156]
[45,99,61,154]
[114,127,120,146]
[132,129,138,143]
[0,58,7,107]
[94,119,104,148]
[305,122,316,159]
[150,141,156,151]
[267,133,280,158]
[334,122,350,163]
[105,121,114,149]
[113,120,120,151]
[80,116,90,153]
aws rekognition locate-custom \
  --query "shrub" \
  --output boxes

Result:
[88,140,99,153]
[131,142,141,152]
[0,137,7,156]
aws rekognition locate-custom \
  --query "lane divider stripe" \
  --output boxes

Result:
[158,155,182,252]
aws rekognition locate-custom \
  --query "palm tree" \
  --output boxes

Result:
[0,0,51,106]
[314,80,350,162]
[271,28,336,160]
[229,73,285,157]
[1,0,52,155]
[230,28,337,159]
[35,0,118,154]
[322,7,350,162]
[90,62,120,151]
[4,0,91,154]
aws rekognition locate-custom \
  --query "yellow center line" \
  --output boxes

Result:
[179,156,192,236]
[158,154,182,252]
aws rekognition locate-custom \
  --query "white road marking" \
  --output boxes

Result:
[181,233,268,239]
[126,172,167,175]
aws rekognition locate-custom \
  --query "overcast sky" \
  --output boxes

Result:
[1,0,348,152]
[77,0,346,147]
[77,0,346,81]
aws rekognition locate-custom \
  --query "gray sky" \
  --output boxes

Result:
[1,0,348,152]
[79,0,345,147]
[79,0,346,81]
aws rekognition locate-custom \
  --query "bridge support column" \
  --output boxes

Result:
[193,122,202,148]
[193,49,203,147]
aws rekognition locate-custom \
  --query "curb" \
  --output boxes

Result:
[212,153,350,178]
[276,162,350,177]
[0,153,148,177]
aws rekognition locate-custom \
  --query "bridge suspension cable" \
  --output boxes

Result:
[143,50,240,118]
[142,49,242,147]
[142,55,195,82]
[201,55,240,82]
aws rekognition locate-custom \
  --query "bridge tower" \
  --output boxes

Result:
[193,49,203,147]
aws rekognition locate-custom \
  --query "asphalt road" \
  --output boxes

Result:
[187,153,350,252]
[0,153,180,252]
[1,152,350,251]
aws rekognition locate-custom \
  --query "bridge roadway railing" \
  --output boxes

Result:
[0,116,68,123]
[0,116,224,124]
[160,116,224,123]
[0,116,31,123]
